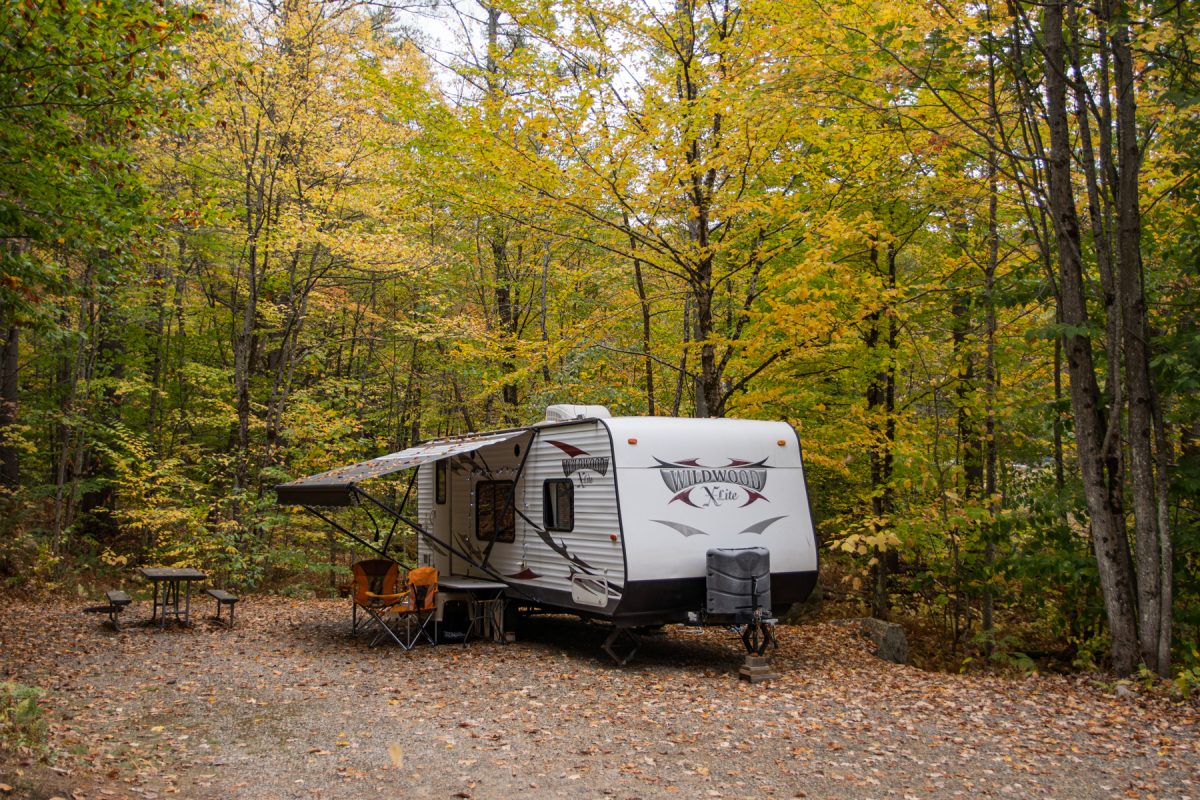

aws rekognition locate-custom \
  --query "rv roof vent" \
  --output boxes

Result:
[544,404,611,422]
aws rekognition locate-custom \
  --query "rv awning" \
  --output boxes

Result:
[275,429,525,507]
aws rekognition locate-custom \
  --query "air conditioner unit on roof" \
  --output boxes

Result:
[544,404,611,422]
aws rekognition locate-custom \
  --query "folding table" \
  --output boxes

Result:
[436,576,509,642]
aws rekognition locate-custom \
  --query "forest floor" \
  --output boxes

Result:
[0,596,1197,800]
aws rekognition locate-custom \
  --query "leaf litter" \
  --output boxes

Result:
[0,596,1196,799]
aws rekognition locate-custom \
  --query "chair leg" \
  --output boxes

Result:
[366,608,410,649]
[412,612,437,647]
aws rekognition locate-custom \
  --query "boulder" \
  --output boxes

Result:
[780,582,824,624]
[833,617,909,664]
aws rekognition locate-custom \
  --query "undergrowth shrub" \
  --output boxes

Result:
[0,682,48,753]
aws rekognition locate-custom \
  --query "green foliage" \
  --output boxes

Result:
[0,682,48,753]
[0,0,1196,681]
[0,0,194,323]
[1173,656,1200,700]
[969,632,1037,675]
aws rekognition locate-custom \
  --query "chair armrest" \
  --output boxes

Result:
[365,591,409,601]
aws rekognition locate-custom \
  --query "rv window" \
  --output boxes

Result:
[543,479,574,532]
[435,460,447,505]
[475,480,516,543]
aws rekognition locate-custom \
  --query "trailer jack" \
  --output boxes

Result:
[602,627,641,665]
[741,617,776,656]
[739,612,778,683]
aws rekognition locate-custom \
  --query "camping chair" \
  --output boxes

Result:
[371,565,439,649]
[351,559,410,646]
[405,566,440,647]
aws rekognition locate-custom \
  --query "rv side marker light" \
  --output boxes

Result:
[777,439,786,446]
[628,438,637,445]
[610,533,618,542]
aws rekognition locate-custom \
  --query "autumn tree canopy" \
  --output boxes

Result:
[0,0,1197,679]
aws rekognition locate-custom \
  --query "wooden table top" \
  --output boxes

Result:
[139,567,207,580]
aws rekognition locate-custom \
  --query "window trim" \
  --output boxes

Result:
[543,478,575,533]
[475,480,516,543]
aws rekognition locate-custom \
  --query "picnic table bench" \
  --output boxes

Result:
[84,590,132,630]
[205,588,239,627]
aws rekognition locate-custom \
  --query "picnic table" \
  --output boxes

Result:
[140,567,207,628]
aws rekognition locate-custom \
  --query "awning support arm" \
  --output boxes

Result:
[302,507,389,560]
[481,431,535,569]
[381,469,419,554]
[351,486,537,604]
[362,503,382,543]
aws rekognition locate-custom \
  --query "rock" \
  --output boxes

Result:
[833,617,909,664]
[781,582,824,624]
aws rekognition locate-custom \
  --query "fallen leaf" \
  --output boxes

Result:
[388,743,404,769]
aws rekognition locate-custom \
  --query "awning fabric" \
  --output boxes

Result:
[276,429,525,507]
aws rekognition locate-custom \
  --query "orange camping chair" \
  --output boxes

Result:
[351,559,411,647]
[403,566,440,648]
[373,566,439,649]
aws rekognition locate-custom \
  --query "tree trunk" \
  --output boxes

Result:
[493,233,519,421]
[672,297,690,417]
[1154,403,1173,675]
[1043,0,1140,676]
[866,244,897,620]
[953,291,982,501]
[1066,0,1121,469]
[627,226,655,416]
[233,238,260,495]
[483,5,519,424]
[692,276,714,418]
[540,243,552,384]
[78,253,123,543]
[147,245,174,449]
[982,144,1001,651]
[0,320,18,489]
[1107,1,1168,676]
[1,241,23,488]
[978,31,1005,648]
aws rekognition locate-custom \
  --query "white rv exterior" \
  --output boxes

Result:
[414,411,818,626]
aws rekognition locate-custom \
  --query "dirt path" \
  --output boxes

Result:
[1,596,1197,799]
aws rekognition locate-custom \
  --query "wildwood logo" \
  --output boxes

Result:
[653,457,771,507]
[546,440,610,479]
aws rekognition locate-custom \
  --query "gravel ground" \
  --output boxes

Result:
[1,596,1197,800]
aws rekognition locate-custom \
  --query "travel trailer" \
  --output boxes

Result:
[277,405,819,659]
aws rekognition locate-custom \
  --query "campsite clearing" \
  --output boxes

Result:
[1,596,1197,799]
